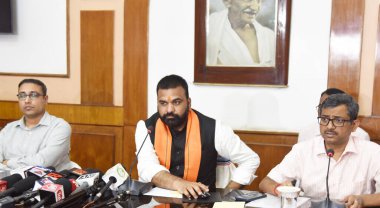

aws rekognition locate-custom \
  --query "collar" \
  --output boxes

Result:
[16,111,50,129]
[315,135,358,157]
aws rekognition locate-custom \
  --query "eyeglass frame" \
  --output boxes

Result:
[317,116,353,127]
[16,91,44,101]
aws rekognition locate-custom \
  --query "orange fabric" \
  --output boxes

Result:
[154,205,170,208]
[154,109,201,182]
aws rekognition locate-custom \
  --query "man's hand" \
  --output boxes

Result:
[173,180,209,199]
[151,171,209,199]
[1,160,7,166]
[344,195,363,208]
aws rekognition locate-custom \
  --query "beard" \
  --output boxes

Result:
[159,106,189,129]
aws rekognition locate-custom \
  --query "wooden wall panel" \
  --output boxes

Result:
[71,124,123,173]
[81,11,114,106]
[0,101,123,126]
[124,0,148,126]
[236,131,297,190]
[123,0,149,177]
[372,6,380,116]
[359,116,380,144]
[123,125,138,178]
[328,0,364,100]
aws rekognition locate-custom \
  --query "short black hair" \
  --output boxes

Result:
[18,79,47,96]
[319,93,359,120]
[320,88,345,97]
[156,75,189,98]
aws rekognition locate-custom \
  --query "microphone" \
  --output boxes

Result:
[71,172,99,195]
[326,148,334,207]
[93,176,117,202]
[49,170,104,208]
[0,166,55,198]
[0,190,38,207]
[31,178,73,208]
[119,122,153,195]
[0,175,39,198]
[0,174,22,191]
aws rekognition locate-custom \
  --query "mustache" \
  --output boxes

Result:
[163,112,176,118]
[243,8,258,14]
[324,130,337,135]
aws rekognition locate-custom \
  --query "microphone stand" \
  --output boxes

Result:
[122,126,153,196]
[325,149,334,208]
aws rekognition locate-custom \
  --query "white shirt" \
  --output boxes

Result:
[0,112,74,171]
[135,120,260,186]
[207,9,276,66]
[268,136,380,201]
[298,122,370,143]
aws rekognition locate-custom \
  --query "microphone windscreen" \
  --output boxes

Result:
[326,149,334,157]
[84,168,104,178]
[1,174,22,188]
[12,175,39,195]
[55,178,74,198]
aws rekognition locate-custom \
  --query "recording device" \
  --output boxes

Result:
[0,174,22,192]
[118,121,153,196]
[31,178,73,208]
[326,148,334,208]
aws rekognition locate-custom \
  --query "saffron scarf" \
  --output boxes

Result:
[154,109,201,182]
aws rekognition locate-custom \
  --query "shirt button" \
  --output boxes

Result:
[177,151,180,155]
[176,166,180,170]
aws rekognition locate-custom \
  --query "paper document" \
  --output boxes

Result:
[246,194,310,208]
[213,201,245,208]
[143,187,182,198]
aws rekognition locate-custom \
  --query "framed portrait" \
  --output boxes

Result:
[194,0,291,86]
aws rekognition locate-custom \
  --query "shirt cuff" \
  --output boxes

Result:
[5,158,17,169]
[138,164,169,182]
[231,168,257,185]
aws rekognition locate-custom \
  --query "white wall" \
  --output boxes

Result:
[0,0,67,75]
[148,0,332,132]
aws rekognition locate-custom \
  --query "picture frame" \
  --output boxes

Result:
[194,0,291,86]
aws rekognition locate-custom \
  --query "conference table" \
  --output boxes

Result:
[64,188,311,208]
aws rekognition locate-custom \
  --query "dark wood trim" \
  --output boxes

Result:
[194,0,291,86]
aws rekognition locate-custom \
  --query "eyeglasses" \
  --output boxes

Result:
[317,116,352,127]
[17,92,43,100]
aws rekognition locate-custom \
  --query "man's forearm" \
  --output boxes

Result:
[227,181,242,190]
[151,170,185,191]
[359,194,380,207]
[151,170,209,198]
[259,176,280,196]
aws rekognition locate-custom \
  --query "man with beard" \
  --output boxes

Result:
[259,94,380,208]
[134,75,260,199]
[0,79,75,171]
[207,0,275,66]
